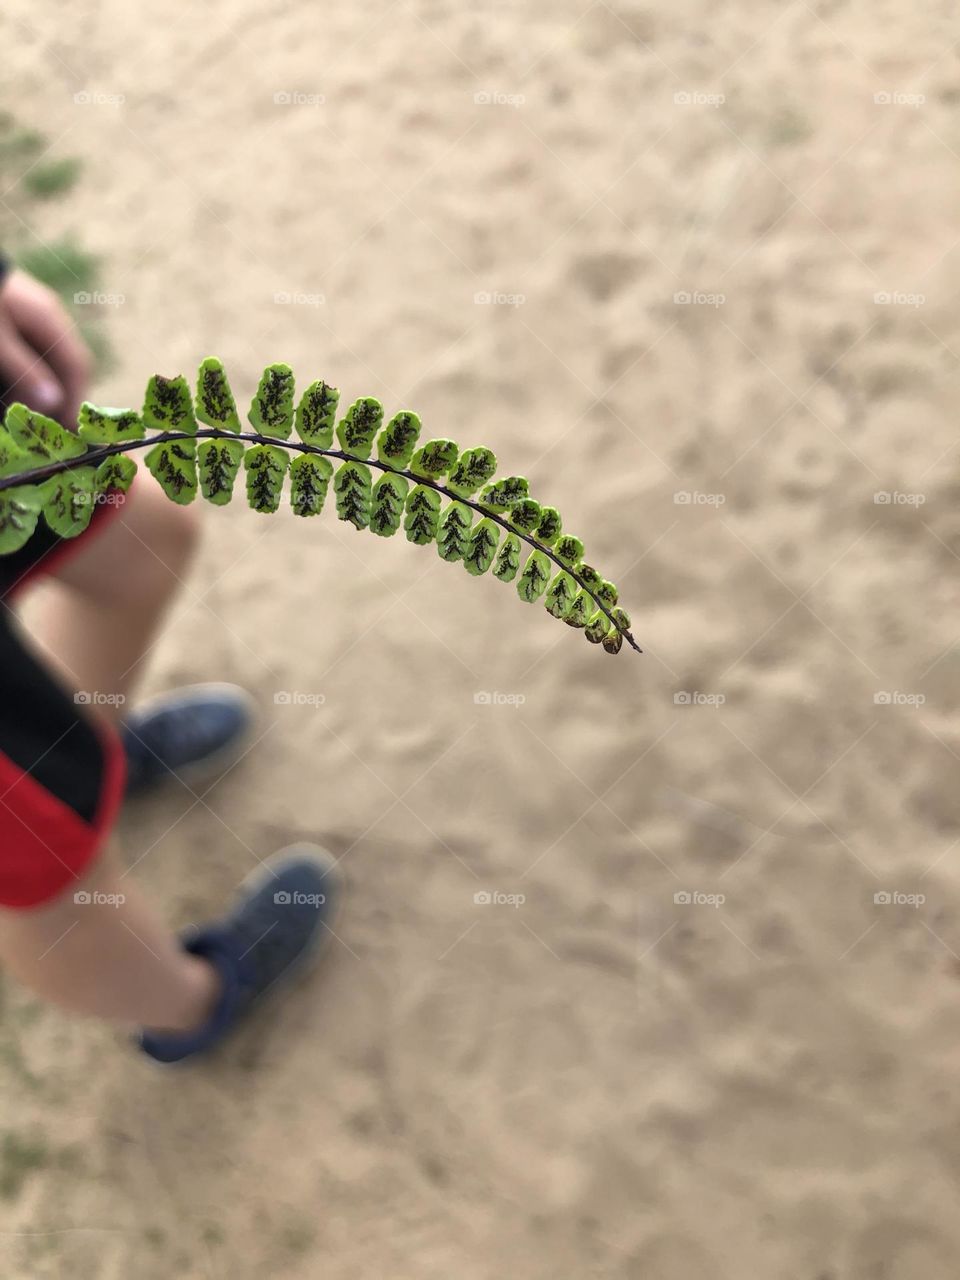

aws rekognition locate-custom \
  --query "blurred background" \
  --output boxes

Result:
[3,3,960,1277]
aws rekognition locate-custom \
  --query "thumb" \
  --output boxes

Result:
[0,315,63,418]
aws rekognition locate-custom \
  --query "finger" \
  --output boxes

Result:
[9,284,91,427]
[0,315,62,417]
[33,325,90,428]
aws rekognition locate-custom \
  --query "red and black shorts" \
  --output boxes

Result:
[0,504,127,909]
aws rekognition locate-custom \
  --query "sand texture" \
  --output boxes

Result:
[3,2,960,1277]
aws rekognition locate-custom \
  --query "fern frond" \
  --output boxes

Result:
[0,360,641,655]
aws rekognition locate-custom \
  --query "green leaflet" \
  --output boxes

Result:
[480,475,528,513]
[296,380,339,447]
[369,473,408,537]
[510,498,542,534]
[244,444,289,513]
[555,534,584,570]
[517,550,551,603]
[411,439,458,479]
[195,358,240,433]
[603,628,623,655]
[564,591,592,629]
[5,403,86,464]
[448,447,497,498]
[78,403,144,445]
[578,563,602,590]
[585,611,611,645]
[535,506,562,546]
[145,439,197,504]
[463,517,499,576]
[0,485,42,553]
[377,411,421,468]
[334,461,372,529]
[0,428,31,478]
[198,438,244,505]
[492,531,521,582]
[336,398,382,460]
[94,455,137,494]
[544,570,576,619]
[290,454,333,517]
[437,500,471,562]
[249,363,295,438]
[602,606,630,655]
[41,468,96,538]
[598,579,619,606]
[143,374,197,435]
[404,483,441,545]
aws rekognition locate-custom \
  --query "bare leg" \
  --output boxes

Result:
[0,478,217,1032]
[26,478,202,721]
[0,843,221,1031]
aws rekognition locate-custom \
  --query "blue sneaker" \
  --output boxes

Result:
[139,845,342,1063]
[121,682,256,795]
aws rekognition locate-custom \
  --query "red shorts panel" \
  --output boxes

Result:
[0,491,131,908]
[0,720,126,908]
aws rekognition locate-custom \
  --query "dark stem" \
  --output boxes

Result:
[0,429,642,653]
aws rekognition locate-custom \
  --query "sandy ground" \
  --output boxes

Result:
[3,1,960,1276]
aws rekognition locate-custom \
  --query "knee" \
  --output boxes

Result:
[104,488,203,606]
[146,494,203,579]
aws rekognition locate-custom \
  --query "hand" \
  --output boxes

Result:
[0,268,92,428]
